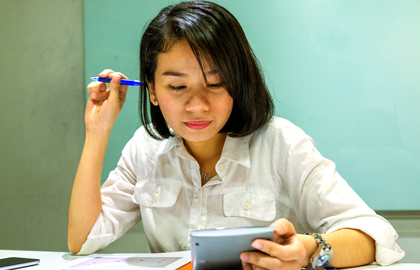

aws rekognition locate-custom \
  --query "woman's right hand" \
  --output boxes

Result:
[85,69,129,133]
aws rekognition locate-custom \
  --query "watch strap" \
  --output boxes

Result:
[303,233,333,270]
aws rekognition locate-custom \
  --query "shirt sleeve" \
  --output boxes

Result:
[75,131,141,255]
[285,131,405,266]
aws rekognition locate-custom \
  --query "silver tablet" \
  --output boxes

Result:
[190,226,274,270]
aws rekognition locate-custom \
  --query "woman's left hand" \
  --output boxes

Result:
[240,218,307,270]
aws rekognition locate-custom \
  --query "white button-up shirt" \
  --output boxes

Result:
[78,117,404,265]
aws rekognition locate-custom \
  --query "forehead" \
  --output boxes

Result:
[156,39,215,74]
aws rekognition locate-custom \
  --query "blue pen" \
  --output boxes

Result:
[91,76,144,87]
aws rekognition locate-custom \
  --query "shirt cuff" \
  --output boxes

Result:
[325,216,405,266]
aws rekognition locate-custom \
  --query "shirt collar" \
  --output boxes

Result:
[155,133,197,161]
[156,133,251,168]
[156,133,182,157]
[220,134,251,168]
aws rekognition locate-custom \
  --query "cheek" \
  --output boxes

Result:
[157,96,171,113]
[156,94,180,120]
[219,95,234,115]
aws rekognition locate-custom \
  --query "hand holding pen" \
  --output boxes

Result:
[85,70,129,133]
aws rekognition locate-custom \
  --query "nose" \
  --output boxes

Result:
[185,88,210,112]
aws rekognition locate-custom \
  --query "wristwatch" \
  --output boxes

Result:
[303,233,333,270]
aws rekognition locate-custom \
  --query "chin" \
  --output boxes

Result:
[179,128,219,143]
[182,133,214,142]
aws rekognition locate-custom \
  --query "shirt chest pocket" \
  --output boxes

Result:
[132,181,182,207]
[223,193,276,222]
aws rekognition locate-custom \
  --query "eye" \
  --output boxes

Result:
[208,83,223,88]
[168,85,186,91]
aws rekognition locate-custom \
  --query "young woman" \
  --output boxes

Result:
[68,1,404,269]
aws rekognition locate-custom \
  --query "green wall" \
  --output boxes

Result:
[85,0,420,210]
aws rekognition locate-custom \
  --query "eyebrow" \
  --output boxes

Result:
[161,69,218,77]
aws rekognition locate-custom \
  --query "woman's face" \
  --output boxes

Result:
[148,40,233,143]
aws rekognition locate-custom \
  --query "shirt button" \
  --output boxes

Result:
[218,163,225,171]
[154,193,159,200]
[243,202,251,211]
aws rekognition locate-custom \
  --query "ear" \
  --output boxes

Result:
[147,81,159,106]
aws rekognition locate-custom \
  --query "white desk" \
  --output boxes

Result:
[1,249,419,270]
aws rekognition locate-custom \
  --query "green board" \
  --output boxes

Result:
[84,0,420,210]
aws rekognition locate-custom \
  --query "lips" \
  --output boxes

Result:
[184,121,212,130]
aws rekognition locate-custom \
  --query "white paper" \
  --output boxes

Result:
[54,251,191,270]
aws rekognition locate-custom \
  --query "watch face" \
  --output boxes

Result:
[312,252,333,270]
[314,253,332,267]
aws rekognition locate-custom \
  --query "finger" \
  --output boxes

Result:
[108,74,121,103]
[251,264,269,270]
[242,251,302,270]
[101,71,129,80]
[251,264,268,270]
[111,72,128,80]
[97,70,129,89]
[241,251,282,270]
[87,81,108,100]
[242,259,253,270]
[108,74,128,106]
[96,70,127,96]
[99,69,115,77]
[90,89,110,101]
[271,218,297,241]
[252,239,305,262]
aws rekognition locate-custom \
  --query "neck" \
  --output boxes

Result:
[183,133,227,165]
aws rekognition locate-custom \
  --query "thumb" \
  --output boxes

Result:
[108,74,122,104]
[271,218,297,244]
[108,74,128,108]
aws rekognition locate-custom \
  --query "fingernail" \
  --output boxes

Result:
[91,92,97,98]
[240,253,248,261]
[113,76,120,83]
[252,241,262,249]
[272,223,281,232]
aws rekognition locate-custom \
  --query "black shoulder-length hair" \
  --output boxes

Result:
[139,0,274,140]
